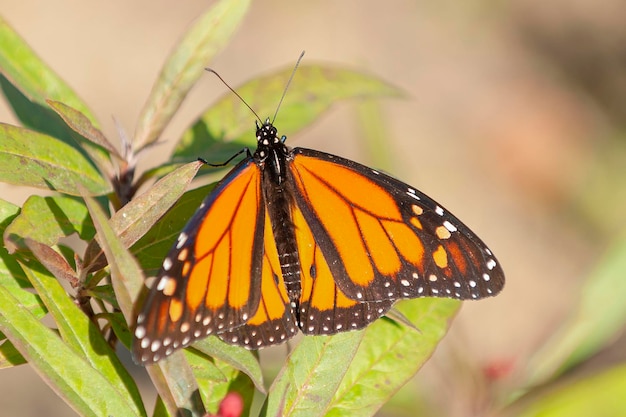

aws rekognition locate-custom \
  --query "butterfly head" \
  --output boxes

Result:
[254,118,289,159]
[255,118,280,146]
[254,118,291,184]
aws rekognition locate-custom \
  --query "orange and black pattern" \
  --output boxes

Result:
[132,119,505,364]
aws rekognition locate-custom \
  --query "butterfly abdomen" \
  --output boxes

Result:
[260,143,302,313]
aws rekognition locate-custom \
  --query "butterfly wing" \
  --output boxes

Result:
[289,148,504,307]
[217,207,299,347]
[133,158,266,364]
[292,201,394,334]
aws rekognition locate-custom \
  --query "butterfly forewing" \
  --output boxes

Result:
[289,148,504,303]
[133,160,266,364]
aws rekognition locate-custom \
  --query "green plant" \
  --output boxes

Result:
[0,1,464,416]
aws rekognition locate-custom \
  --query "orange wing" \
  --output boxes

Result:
[289,149,504,306]
[293,201,393,334]
[217,207,299,347]
[133,160,266,364]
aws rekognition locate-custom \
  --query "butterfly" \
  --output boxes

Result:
[132,115,505,364]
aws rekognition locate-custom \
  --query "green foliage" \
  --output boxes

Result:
[0,1,451,416]
[3,1,624,417]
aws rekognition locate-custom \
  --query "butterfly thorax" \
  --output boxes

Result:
[255,119,302,312]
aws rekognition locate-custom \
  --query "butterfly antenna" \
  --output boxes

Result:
[204,67,262,123]
[272,50,305,124]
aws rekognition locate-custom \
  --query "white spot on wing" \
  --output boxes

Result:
[134,326,145,338]
[443,221,457,232]
[176,232,188,249]
[162,257,173,271]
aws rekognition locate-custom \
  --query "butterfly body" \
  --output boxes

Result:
[133,118,504,364]
[255,122,302,312]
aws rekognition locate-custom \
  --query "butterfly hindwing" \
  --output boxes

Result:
[133,159,266,363]
[292,202,394,334]
[217,208,299,348]
[289,148,504,303]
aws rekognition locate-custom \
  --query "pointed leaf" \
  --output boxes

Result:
[84,161,202,271]
[133,182,213,275]
[86,284,119,308]
[3,195,94,254]
[183,349,230,413]
[0,339,26,368]
[174,65,402,163]
[24,239,78,287]
[0,16,96,122]
[21,261,145,416]
[0,281,142,417]
[84,193,205,416]
[83,196,141,323]
[196,353,255,416]
[326,299,460,417]
[264,333,362,417]
[0,124,111,196]
[47,99,120,159]
[134,0,251,149]
[194,337,265,393]
[0,17,109,168]
[0,199,45,317]
[113,161,203,249]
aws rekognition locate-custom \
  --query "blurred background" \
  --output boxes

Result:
[2,0,626,416]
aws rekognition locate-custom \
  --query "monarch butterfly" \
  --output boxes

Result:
[132,71,505,365]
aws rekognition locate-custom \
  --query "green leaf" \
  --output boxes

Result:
[84,161,202,272]
[83,193,205,416]
[0,17,109,168]
[263,332,363,417]
[134,0,251,150]
[0,199,45,320]
[0,339,26,368]
[174,65,402,164]
[3,195,94,253]
[0,279,143,417]
[527,229,626,385]
[0,16,97,122]
[327,299,460,417]
[515,363,626,417]
[24,239,78,287]
[208,355,255,417]
[193,337,265,393]
[86,284,119,308]
[0,264,45,326]
[82,195,141,327]
[47,100,118,156]
[0,124,112,196]
[183,349,230,413]
[133,182,214,275]
[21,261,146,416]
[107,311,131,345]
[113,161,203,250]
